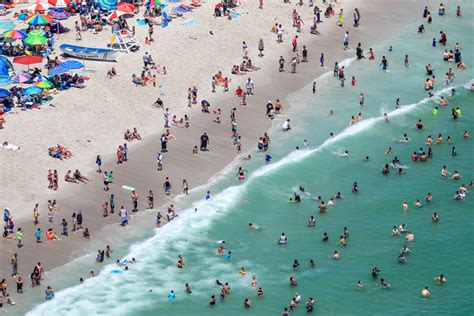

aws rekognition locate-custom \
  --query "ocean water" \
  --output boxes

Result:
[27,5,473,316]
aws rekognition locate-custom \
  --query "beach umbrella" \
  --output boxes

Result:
[26,14,53,25]
[2,29,28,40]
[13,55,43,65]
[29,29,46,36]
[47,8,70,20]
[24,34,48,45]
[0,20,16,30]
[23,86,43,95]
[17,12,33,21]
[34,80,53,88]
[28,2,51,13]
[11,72,31,84]
[48,0,70,8]
[61,60,83,69]
[32,74,49,82]
[48,65,69,75]
[117,2,135,13]
[107,10,123,21]
[0,88,10,98]
[98,0,117,11]
[145,0,161,8]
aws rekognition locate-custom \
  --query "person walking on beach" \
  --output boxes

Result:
[77,211,83,230]
[279,56,285,72]
[353,8,360,27]
[258,39,264,56]
[200,132,209,151]
[343,31,349,50]
[110,194,115,214]
[163,177,172,196]
[131,191,139,212]
[15,228,23,248]
[147,190,154,209]
[96,155,102,173]
[11,253,18,277]
[246,78,254,95]
[33,204,39,225]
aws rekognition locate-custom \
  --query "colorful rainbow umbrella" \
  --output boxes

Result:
[145,0,161,8]
[117,2,135,13]
[98,0,117,11]
[26,14,53,25]
[34,80,54,88]
[47,8,70,20]
[24,34,48,45]
[28,2,51,13]
[2,29,28,39]
[17,12,33,21]
[48,0,70,8]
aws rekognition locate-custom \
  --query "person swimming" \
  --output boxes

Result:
[308,216,316,226]
[278,233,287,244]
[352,182,358,193]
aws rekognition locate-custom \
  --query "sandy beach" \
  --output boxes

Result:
[0,0,437,312]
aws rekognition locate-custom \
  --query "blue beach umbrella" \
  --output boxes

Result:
[23,86,43,95]
[0,88,10,98]
[61,60,83,70]
[98,0,117,11]
[48,65,69,75]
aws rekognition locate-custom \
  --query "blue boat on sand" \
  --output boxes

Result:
[59,44,118,61]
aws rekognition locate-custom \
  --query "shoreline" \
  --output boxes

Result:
[0,0,433,313]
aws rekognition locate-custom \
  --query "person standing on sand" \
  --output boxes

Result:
[147,190,154,209]
[96,155,102,173]
[15,228,23,248]
[200,132,209,151]
[279,56,285,72]
[77,211,83,230]
[344,31,349,50]
[131,191,139,212]
[11,253,18,277]
[258,39,264,56]
[245,78,254,95]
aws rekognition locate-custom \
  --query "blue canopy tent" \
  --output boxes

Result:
[0,56,14,86]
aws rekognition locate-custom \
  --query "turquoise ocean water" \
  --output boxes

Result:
[27,5,473,316]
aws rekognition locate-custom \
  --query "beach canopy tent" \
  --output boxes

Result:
[61,59,83,69]
[98,0,117,11]
[0,56,13,86]
[0,88,10,98]
[48,0,70,8]
[23,86,43,95]
[13,55,43,65]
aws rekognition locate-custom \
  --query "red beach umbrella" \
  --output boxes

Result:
[48,0,70,8]
[117,2,135,13]
[13,55,44,65]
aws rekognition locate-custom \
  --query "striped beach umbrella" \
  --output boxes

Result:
[26,14,53,25]
[17,12,33,21]
[34,80,53,88]
[107,10,123,21]
[48,0,70,8]
[2,29,28,39]
[24,34,48,45]
[47,8,70,20]
[11,72,31,84]
[98,0,117,11]
[28,2,51,13]
[145,0,161,8]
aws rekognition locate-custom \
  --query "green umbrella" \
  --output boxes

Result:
[24,34,47,45]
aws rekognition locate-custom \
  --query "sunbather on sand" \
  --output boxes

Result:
[124,129,133,141]
[74,169,90,183]
[57,144,72,158]
[2,142,20,151]
[132,128,142,140]
[65,170,78,183]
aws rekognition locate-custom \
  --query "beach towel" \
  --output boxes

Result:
[181,19,199,27]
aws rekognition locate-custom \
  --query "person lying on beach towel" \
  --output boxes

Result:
[132,74,145,86]
[2,142,20,151]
